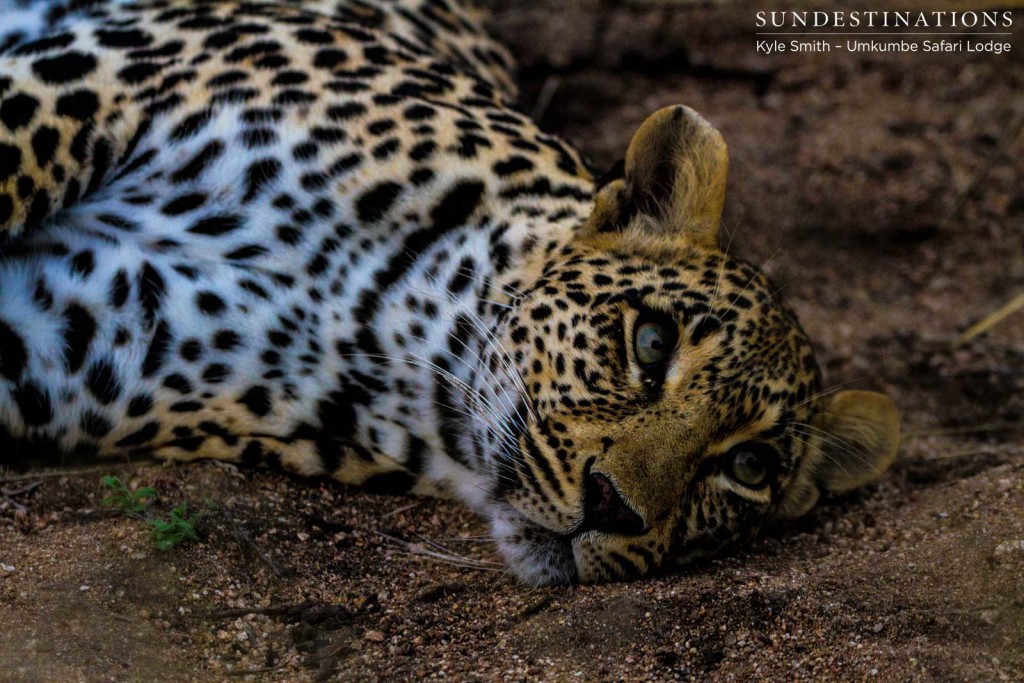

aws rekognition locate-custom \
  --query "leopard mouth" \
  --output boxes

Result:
[488,502,577,586]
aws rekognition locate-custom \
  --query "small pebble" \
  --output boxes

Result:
[993,540,1024,561]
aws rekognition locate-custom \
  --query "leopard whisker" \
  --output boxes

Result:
[402,278,532,425]
[734,247,782,303]
[707,213,739,315]
[385,547,504,572]
[451,304,537,422]
[337,351,517,445]
[409,530,503,565]
[428,398,517,450]
[434,311,529,431]
[412,274,537,421]
[378,531,503,571]
[792,433,858,481]
[790,380,863,411]
[459,305,537,419]
[791,424,874,472]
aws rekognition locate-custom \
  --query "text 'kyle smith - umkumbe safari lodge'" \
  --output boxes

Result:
[755,9,1014,55]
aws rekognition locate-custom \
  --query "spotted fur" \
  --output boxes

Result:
[0,0,900,584]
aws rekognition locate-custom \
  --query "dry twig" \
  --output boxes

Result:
[955,292,1024,347]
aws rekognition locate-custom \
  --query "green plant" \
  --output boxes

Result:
[147,502,200,551]
[100,476,156,514]
[100,476,206,551]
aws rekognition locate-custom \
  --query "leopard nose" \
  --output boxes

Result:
[583,472,645,536]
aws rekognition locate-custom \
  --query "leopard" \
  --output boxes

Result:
[0,0,900,585]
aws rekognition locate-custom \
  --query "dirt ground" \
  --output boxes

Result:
[2,2,1023,681]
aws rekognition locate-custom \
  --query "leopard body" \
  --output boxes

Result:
[0,0,900,584]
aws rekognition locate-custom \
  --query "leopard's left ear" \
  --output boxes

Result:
[585,105,728,249]
[776,391,901,518]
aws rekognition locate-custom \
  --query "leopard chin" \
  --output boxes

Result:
[489,505,577,586]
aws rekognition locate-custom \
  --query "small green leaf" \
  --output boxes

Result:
[147,502,199,551]
[133,486,157,501]
[100,476,149,513]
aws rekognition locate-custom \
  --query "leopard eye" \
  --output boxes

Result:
[727,445,770,488]
[634,319,675,366]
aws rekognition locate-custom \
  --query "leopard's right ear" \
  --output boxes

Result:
[583,105,728,250]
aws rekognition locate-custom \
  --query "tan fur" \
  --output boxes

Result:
[584,105,728,249]
[777,391,901,518]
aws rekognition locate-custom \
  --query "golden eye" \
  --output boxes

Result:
[727,447,769,488]
[634,320,674,366]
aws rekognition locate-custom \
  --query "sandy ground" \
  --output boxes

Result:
[2,2,1023,681]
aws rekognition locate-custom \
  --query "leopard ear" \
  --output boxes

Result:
[777,391,901,518]
[585,105,728,249]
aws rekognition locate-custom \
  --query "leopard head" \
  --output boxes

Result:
[475,106,900,585]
